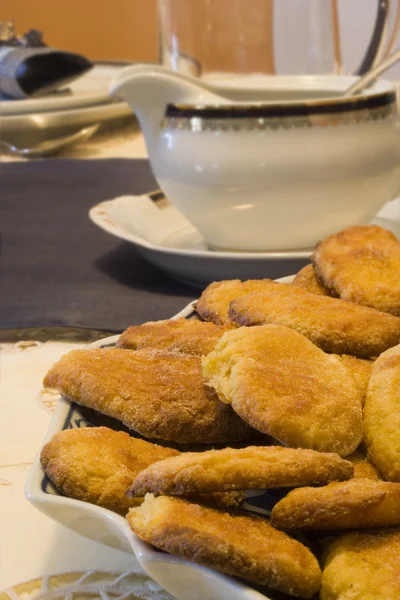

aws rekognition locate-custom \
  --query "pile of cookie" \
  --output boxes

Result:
[41,225,400,600]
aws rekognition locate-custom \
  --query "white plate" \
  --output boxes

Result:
[1,64,134,146]
[1,101,133,147]
[89,193,400,288]
[0,64,125,116]
[89,194,311,287]
[24,305,257,600]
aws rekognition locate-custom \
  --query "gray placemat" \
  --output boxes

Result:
[1,158,196,331]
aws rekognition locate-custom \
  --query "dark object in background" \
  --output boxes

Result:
[0,22,46,47]
[0,21,92,99]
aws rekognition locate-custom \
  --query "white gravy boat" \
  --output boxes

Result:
[110,65,400,252]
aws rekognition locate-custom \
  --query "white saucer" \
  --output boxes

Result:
[89,193,313,287]
[89,193,400,288]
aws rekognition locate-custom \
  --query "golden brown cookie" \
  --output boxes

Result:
[271,478,400,531]
[320,529,400,600]
[292,264,331,296]
[364,342,400,481]
[195,279,274,325]
[336,354,373,402]
[312,225,400,316]
[117,318,227,356]
[202,325,363,456]
[43,348,254,444]
[40,427,179,515]
[129,446,353,496]
[228,280,400,357]
[40,427,242,512]
[127,494,321,598]
[346,448,380,480]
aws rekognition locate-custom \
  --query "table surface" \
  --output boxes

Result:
[2,118,400,595]
[1,122,153,592]
[1,119,148,162]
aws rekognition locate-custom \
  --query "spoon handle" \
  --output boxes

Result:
[344,48,400,97]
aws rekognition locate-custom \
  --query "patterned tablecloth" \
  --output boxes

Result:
[0,569,173,600]
[0,339,137,591]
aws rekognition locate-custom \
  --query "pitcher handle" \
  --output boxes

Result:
[355,0,400,75]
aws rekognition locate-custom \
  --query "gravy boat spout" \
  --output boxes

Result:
[109,64,228,153]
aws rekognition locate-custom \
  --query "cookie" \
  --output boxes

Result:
[202,325,363,456]
[129,446,353,496]
[127,494,321,598]
[43,348,254,444]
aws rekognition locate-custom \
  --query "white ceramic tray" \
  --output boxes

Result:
[26,282,296,600]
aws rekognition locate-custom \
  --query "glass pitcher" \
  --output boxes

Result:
[158,0,400,78]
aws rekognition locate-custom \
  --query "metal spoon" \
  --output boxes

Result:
[344,48,400,97]
[0,123,99,158]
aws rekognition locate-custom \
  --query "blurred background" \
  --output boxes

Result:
[1,0,399,77]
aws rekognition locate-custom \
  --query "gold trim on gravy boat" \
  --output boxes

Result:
[162,103,395,132]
